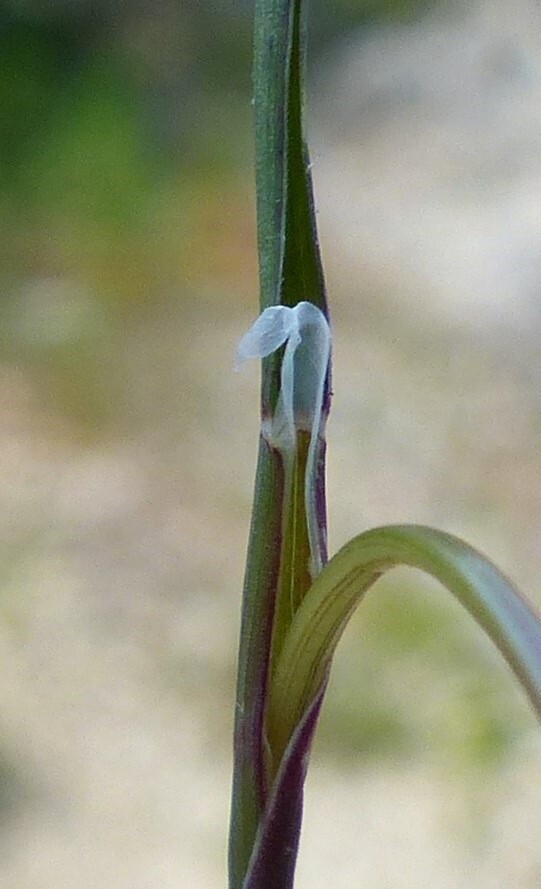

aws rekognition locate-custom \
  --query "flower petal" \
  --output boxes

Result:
[236,302,331,455]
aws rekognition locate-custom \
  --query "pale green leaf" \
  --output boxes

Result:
[266,525,541,773]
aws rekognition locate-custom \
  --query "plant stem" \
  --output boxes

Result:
[229,0,329,885]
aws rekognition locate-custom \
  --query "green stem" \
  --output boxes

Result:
[229,437,284,888]
[229,0,329,884]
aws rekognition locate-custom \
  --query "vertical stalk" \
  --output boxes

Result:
[229,0,329,886]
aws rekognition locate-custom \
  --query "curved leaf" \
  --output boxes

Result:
[266,524,541,774]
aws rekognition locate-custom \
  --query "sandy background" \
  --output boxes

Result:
[1,1,541,886]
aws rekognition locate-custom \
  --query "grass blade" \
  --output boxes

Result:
[267,524,541,773]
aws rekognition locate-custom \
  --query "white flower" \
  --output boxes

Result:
[237,302,331,576]
[236,301,331,454]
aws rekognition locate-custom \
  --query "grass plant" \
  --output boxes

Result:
[228,3,541,887]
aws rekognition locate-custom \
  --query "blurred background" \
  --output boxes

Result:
[1,0,541,886]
